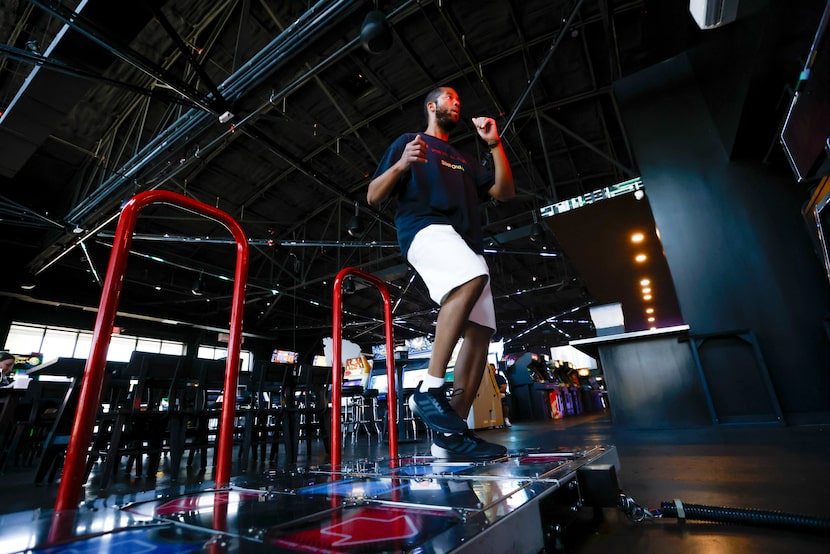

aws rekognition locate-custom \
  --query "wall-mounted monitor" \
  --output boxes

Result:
[271,349,297,364]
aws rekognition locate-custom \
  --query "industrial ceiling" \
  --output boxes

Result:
[0,0,820,356]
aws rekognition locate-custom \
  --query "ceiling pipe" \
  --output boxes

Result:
[0,194,65,230]
[144,2,228,109]
[79,241,102,286]
[541,113,637,178]
[96,232,399,248]
[531,90,558,202]
[0,291,275,340]
[61,0,360,226]
[501,0,585,133]
[31,0,365,272]
[504,302,593,344]
[0,43,197,105]
[30,0,221,114]
[0,0,89,126]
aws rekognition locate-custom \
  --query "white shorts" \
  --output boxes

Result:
[407,224,496,331]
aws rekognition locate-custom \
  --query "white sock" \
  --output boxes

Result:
[420,374,445,392]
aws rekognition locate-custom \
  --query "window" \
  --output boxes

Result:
[74,332,94,359]
[41,328,78,359]
[197,346,252,372]
[3,323,186,363]
[107,335,141,362]
[5,324,44,354]
[4,322,250,370]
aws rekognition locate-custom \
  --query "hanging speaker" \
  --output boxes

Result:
[360,10,392,54]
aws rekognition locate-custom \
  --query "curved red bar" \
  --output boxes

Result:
[53,190,249,514]
[331,267,398,468]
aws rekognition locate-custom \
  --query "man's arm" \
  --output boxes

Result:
[471,117,514,202]
[488,140,514,202]
[367,134,427,207]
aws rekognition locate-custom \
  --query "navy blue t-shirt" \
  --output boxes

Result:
[372,133,495,258]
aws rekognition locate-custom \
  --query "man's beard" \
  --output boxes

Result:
[435,106,458,132]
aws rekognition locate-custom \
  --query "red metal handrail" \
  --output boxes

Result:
[330,268,397,467]
[53,190,249,513]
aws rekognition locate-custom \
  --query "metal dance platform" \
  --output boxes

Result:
[0,445,619,553]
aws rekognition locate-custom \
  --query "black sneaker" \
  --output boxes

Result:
[408,382,468,434]
[431,430,508,460]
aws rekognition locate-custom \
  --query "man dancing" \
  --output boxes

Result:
[367,86,514,459]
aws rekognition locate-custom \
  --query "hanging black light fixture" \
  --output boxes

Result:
[191,270,205,296]
[344,277,356,294]
[19,275,37,291]
[530,211,545,243]
[360,10,393,54]
[348,201,365,238]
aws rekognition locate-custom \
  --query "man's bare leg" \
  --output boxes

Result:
[407,275,487,434]
[448,321,492,418]
[426,275,487,381]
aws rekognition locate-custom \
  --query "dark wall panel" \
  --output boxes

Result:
[615,53,830,420]
[597,335,711,429]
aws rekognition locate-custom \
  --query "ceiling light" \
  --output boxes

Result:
[529,221,545,242]
[360,10,393,54]
[648,316,655,322]
[640,278,651,286]
[631,232,644,243]
[646,308,654,314]
[642,287,651,293]
[19,279,36,291]
[643,294,652,300]
[191,271,205,296]
[347,201,364,238]
[635,254,647,262]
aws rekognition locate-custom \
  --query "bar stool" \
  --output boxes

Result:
[341,385,363,442]
[355,388,382,441]
[1,380,69,473]
[244,362,294,466]
[290,364,331,463]
[401,388,421,440]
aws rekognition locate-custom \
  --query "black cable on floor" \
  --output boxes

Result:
[659,499,830,534]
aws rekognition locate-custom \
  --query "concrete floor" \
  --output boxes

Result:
[1,411,829,552]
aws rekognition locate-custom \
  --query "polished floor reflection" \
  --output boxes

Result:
[1,411,829,552]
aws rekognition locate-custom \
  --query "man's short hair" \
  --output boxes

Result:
[423,86,446,122]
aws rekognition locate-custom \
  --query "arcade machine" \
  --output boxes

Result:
[465,362,504,430]
[502,351,552,421]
